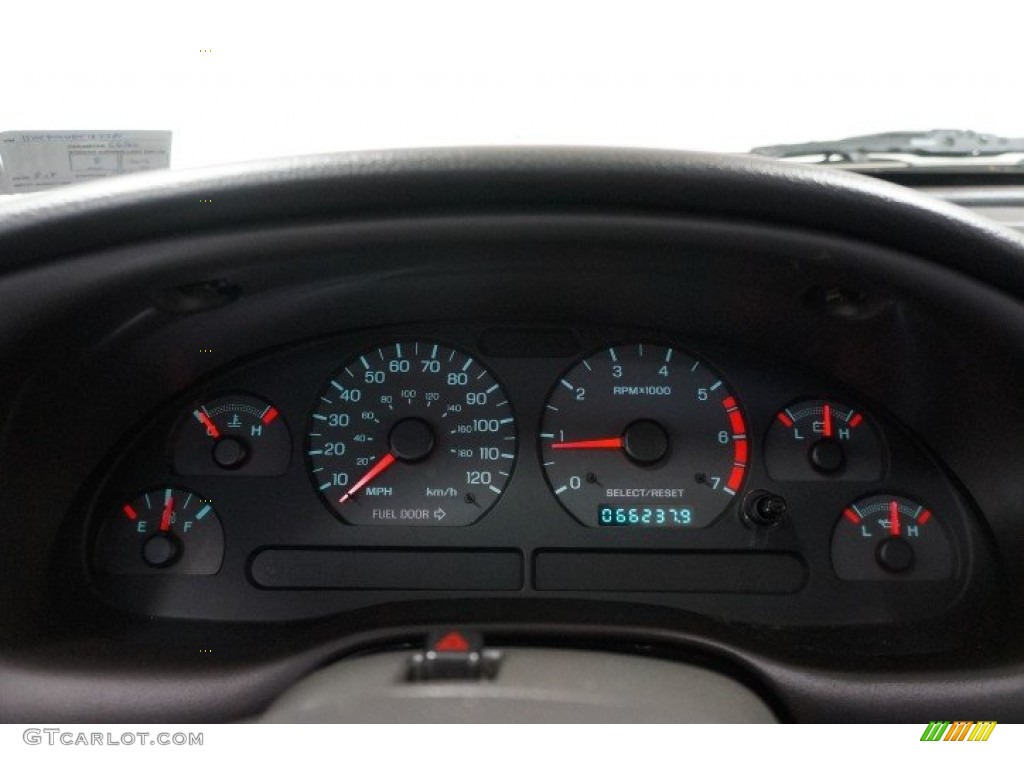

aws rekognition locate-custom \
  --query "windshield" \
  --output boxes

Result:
[4,1,1021,176]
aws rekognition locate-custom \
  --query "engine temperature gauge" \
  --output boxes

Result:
[765,399,883,481]
[173,394,291,476]
[831,494,953,580]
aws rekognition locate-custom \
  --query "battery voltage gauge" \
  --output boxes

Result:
[765,399,883,481]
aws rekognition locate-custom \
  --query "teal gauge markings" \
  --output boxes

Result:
[95,486,225,575]
[307,341,517,526]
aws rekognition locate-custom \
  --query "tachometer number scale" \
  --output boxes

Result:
[540,344,747,528]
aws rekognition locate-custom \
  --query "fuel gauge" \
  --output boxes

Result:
[765,399,883,481]
[173,394,291,476]
[95,486,225,575]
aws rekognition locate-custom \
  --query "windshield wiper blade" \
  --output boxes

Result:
[751,130,1024,163]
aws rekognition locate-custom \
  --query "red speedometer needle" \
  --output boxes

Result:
[339,452,397,504]
[822,403,833,438]
[160,492,175,532]
[551,437,624,450]
[889,499,901,537]
[193,409,221,438]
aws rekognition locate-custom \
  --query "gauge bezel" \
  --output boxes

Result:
[304,337,520,527]
[94,483,225,576]
[763,395,888,482]
[168,389,293,477]
[537,341,749,529]
[830,489,959,582]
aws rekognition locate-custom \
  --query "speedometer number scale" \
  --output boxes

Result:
[308,342,516,526]
[540,344,747,528]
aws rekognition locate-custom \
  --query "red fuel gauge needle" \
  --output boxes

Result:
[339,452,397,504]
[889,499,901,537]
[551,437,624,450]
[160,492,175,532]
[822,403,833,438]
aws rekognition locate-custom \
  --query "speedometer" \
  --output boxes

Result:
[307,341,517,526]
[540,344,747,528]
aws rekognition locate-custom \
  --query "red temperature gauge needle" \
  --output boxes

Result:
[193,409,221,438]
[889,499,901,537]
[159,492,175,532]
[551,437,624,450]
[339,452,397,505]
[822,403,833,438]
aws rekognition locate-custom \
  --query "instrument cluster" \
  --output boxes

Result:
[82,324,977,627]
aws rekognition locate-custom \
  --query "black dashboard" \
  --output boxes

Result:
[3,148,1024,722]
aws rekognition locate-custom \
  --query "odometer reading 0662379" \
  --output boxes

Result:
[540,344,747,528]
[307,341,516,526]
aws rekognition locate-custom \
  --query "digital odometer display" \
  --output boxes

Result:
[598,506,693,526]
[307,341,517,526]
[540,343,747,528]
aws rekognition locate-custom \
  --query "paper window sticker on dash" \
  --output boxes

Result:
[0,130,172,194]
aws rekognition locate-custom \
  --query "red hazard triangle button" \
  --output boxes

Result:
[426,628,483,654]
[409,629,500,681]
[433,631,471,653]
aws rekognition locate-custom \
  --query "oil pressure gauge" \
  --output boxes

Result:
[831,493,953,580]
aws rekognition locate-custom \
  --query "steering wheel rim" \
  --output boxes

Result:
[2,147,1024,295]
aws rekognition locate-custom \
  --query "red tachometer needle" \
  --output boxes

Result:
[551,437,624,450]
[339,452,397,504]
[889,499,901,537]
[160,492,175,532]
[822,403,833,438]
[193,409,221,438]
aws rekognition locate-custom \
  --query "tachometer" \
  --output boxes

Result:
[540,344,747,528]
[307,341,517,526]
